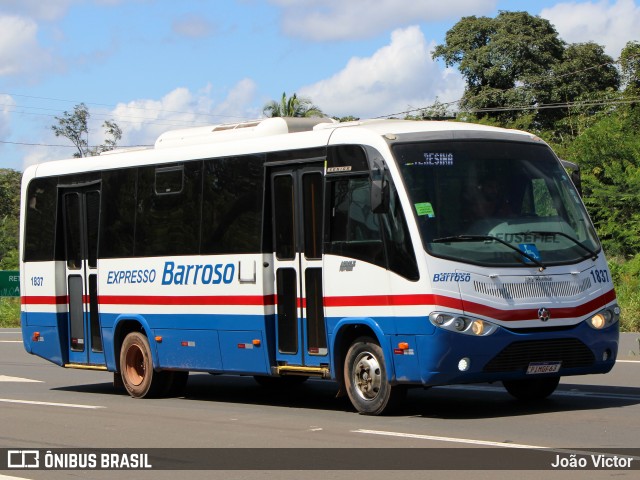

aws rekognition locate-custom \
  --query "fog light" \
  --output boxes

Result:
[453,318,466,331]
[458,357,471,372]
[434,314,447,325]
[603,349,611,361]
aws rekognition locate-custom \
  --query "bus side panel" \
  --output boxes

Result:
[21,261,69,366]
[218,330,269,374]
[21,313,67,367]
[154,328,223,371]
[388,335,422,382]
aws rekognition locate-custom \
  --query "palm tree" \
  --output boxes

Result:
[263,92,324,118]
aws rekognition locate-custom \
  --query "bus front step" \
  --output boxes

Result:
[63,363,108,371]
[273,365,330,379]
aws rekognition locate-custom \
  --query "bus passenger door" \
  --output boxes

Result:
[61,186,105,366]
[270,166,328,368]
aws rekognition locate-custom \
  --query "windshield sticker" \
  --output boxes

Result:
[405,153,454,167]
[519,243,542,262]
[415,202,435,218]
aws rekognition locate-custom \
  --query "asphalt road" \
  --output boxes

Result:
[1,328,640,480]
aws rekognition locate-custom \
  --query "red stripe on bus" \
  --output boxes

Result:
[98,294,277,306]
[20,289,616,322]
[21,295,68,305]
[460,288,617,321]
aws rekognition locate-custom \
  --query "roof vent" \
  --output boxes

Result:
[154,117,336,149]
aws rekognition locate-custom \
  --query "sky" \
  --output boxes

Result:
[0,0,639,171]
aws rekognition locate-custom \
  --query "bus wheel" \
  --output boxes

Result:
[503,377,560,401]
[344,337,404,415]
[120,331,166,398]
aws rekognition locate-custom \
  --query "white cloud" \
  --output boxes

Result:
[0,0,134,21]
[541,0,640,57]
[0,0,77,21]
[299,26,465,119]
[0,15,54,77]
[110,80,260,147]
[172,14,216,39]
[269,0,497,41]
[16,80,261,170]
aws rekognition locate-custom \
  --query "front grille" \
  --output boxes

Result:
[474,278,591,300]
[483,338,595,373]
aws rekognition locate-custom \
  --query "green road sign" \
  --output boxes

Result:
[0,271,20,297]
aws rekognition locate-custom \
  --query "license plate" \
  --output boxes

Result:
[526,361,561,374]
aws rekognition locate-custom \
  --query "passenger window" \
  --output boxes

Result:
[201,155,264,254]
[135,162,202,256]
[24,177,58,261]
[155,166,184,195]
[101,168,136,258]
[327,177,385,268]
[326,176,419,281]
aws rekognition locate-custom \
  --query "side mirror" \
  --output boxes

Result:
[560,159,582,196]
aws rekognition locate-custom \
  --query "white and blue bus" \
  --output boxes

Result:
[20,117,619,415]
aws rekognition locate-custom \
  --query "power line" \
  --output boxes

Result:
[0,92,255,119]
[0,139,152,149]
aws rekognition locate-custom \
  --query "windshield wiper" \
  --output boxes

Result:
[521,231,598,261]
[432,235,547,271]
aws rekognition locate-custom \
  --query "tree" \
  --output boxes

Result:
[51,103,122,157]
[263,92,324,118]
[432,11,620,139]
[0,169,21,270]
[432,11,565,124]
[619,41,640,96]
[567,112,640,257]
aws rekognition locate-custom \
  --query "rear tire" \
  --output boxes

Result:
[503,376,560,401]
[344,337,405,415]
[120,331,167,398]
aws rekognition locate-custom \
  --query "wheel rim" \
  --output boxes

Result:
[352,351,382,401]
[124,343,145,387]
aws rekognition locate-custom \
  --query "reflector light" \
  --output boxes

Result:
[393,348,404,355]
[238,343,246,349]
[155,336,163,343]
[181,341,188,347]
[252,339,261,346]
[32,332,40,341]
[398,342,409,350]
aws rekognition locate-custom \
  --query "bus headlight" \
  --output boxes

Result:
[429,312,498,336]
[587,306,620,330]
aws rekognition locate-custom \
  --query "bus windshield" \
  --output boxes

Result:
[394,140,600,268]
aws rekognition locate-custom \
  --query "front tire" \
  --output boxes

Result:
[503,376,560,401]
[120,331,167,398]
[344,337,405,415]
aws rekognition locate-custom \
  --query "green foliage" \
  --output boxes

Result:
[609,256,640,332]
[0,298,20,328]
[0,169,20,271]
[263,92,325,118]
[566,112,640,257]
[433,11,619,139]
[619,41,640,95]
[432,11,565,124]
[51,103,123,157]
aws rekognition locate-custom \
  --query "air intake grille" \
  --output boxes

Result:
[474,278,591,300]
[483,338,595,373]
